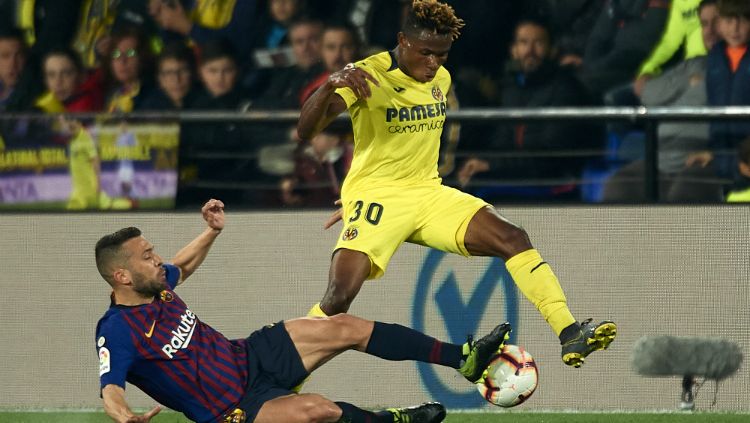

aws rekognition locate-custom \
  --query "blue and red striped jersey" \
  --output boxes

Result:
[96,264,248,423]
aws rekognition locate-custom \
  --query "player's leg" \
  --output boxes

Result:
[284,314,510,381]
[309,190,420,317]
[255,394,446,423]
[310,249,371,316]
[464,206,616,367]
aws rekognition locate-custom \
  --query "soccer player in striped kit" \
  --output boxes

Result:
[94,198,511,422]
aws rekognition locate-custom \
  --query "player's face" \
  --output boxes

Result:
[123,236,167,297]
[0,39,25,88]
[700,5,720,51]
[322,29,357,73]
[397,31,452,83]
[719,15,750,47]
[199,57,237,98]
[511,23,551,74]
[44,55,80,102]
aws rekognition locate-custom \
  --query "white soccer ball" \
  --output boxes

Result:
[476,344,539,407]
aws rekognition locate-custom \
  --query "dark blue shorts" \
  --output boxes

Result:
[235,322,309,422]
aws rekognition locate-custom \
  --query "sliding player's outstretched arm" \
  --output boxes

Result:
[171,198,225,284]
[102,384,161,423]
[297,65,379,140]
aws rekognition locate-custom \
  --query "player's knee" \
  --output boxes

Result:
[296,394,341,422]
[327,314,370,347]
[492,223,532,258]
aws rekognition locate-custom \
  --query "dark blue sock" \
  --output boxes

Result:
[365,322,464,368]
[335,401,392,422]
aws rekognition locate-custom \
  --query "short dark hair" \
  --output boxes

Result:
[198,38,237,66]
[158,41,196,72]
[699,0,718,14]
[323,21,362,54]
[513,16,553,42]
[717,0,750,19]
[402,0,465,41]
[43,47,84,75]
[95,227,141,285]
[0,27,25,44]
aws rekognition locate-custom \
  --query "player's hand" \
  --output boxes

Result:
[202,198,225,231]
[685,151,713,168]
[122,405,161,422]
[458,158,490,187]
[324,199,343,229]
[328,64,379,99]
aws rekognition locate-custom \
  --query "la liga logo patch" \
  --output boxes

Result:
[342,226,359,241]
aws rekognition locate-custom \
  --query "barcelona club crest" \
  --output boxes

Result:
[342,226,359,241]
[160,290,174,302]
[431,86,444,102]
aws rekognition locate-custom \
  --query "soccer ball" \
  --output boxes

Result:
[476,344,539,407]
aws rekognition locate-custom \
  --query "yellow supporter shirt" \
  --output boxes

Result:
[335,51,451,195]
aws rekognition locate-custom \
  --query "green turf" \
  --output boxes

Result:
[0,412,747,423]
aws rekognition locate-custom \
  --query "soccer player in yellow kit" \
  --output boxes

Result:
[298,0,616,368]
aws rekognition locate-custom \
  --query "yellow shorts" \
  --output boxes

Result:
[334,183,489,279]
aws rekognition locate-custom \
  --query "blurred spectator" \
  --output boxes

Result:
[139,41,196,109]
[457,18,600,201]
[34,48,104,112]
[105,27,156,112]
[280,128,353,207]
[299,22,361,103]
[253,17,324,107]
[635,0,709,96]
[179,39,250,206]
[252,0,305,52]
[4,0,81,60]
[524,0,607,69]
[148,0,260,66]
[725,137,750,201]
[578,0,670,99]
[689,0,750,189]
[73,0,160,69]
[602,0,724,202]
[0,28,27,111]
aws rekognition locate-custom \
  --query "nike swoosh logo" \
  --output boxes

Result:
[145,321,156,338]
[394,87,405,92]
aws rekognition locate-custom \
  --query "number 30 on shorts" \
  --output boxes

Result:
[348,201,384,225]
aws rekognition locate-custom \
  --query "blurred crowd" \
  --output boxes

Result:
[1,0,750,207]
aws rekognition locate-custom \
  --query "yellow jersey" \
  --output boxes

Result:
[335,51,451,195]
[67,127,98,210]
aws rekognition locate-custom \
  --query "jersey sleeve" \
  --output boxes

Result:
[334,58,378,108]
[163,263,181,289]
[96,317,136,391]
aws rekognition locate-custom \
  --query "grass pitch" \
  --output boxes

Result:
[0,412,747,422]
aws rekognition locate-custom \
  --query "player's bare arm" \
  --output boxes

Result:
[102,384,161,423]
[297,66,379,140]
[171,198,224,283]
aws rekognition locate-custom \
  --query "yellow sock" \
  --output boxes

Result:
[505,249,576,336]
[307,303,329,317]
